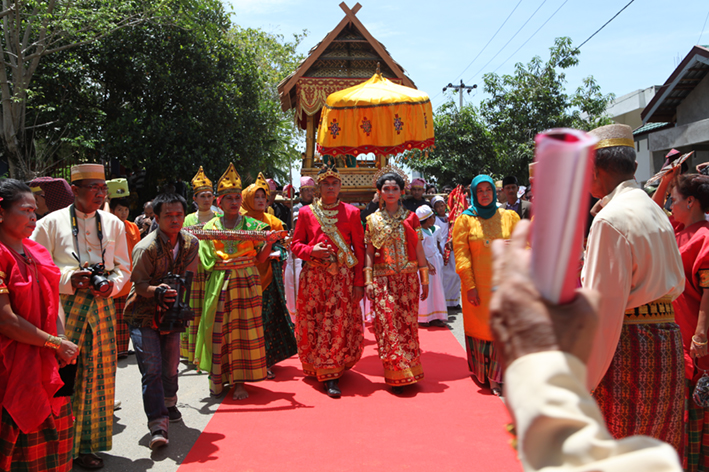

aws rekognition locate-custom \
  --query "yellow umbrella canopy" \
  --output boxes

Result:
[316,72,434,156]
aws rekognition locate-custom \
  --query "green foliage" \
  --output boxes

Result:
[19,0,307,196]
[409,37,614,185]
[404,102,496,186]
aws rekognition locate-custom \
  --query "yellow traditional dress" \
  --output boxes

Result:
[453,207,519,384]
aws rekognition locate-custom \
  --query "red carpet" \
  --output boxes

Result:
[178,325,521,472]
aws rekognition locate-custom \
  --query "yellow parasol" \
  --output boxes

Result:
[316,72,434,156]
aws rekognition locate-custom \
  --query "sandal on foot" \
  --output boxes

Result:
[75,453,104,469]
[491,387,503,397]
[267,370,275,380]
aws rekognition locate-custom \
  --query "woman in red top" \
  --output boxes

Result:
[654,171,709,470]
[0,179,79,472]
[365,171,429,394]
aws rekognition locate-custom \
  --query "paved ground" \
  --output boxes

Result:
[97,306,471,471]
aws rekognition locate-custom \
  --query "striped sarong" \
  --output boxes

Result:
[182,267,207,364]
[371,271,424,386]
[209,266,267,396]
[465,336,503,384]
[0,397,73,472]
[593,322,684,453]
[62,290,116,456]
[113,294,130,355]
[296,264,364,382]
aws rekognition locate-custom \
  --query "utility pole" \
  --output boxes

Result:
[443,80,477,110]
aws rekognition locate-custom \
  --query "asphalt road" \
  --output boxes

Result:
[97,306,470,471]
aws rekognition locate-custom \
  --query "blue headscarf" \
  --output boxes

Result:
[462,175,498,219]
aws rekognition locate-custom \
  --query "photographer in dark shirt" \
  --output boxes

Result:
[124,193,199,450]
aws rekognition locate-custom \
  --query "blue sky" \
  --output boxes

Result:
[225,0,709,111]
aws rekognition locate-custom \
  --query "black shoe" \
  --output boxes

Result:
[167,406,182,423]
[392,386,404,395]
[149,430,169,450]
[324,379,341,398]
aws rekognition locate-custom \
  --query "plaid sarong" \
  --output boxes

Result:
[465,335,503,384]
[62,290,116,456]
[371,272,424,386]
[684,378,709,471]
[209,266,267,396]
[0,398,73,472]
[113,294,130,355]
[593,322,684,453]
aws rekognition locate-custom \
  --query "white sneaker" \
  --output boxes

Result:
[113,399,122,411]
[149,430,169,450]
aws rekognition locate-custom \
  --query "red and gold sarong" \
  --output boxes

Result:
[371,271,424,386]
[593,312,684,453]
[296,263,364,381]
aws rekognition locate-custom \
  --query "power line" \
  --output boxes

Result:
[466,0,549,83]
[491,0,569,75]
[453,0,525,82]
[698,8,709,45]
[575,0,635,50]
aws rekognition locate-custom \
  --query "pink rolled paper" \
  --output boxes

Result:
[531,128,597,305]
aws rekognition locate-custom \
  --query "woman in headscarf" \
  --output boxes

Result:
[452,175,519,396]
[240,173,297,379]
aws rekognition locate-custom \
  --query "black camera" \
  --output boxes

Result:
[155,271,195,334]
[87,263,111,296]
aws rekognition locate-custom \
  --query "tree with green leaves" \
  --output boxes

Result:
[409,37,614,186]
[0,0,169,179]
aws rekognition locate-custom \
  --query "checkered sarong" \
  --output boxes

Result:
[209,266,267,396]
[182,267,207,364]
[62,290,116,456]
[684,378,709,471]
[113,294,130,355]
[0,398,73,472]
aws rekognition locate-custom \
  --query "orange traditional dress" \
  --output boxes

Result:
[453,196,519,385]
[365,206,424,386]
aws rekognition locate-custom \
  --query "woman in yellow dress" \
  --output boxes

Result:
[452,175,519,395]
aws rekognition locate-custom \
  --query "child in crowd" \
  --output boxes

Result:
[416,205,448,327]
[431,195,461,308]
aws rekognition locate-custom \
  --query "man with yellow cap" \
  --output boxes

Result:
[31,163,131,469]
[183,166,219,227]
[581,124,685,452]
[193,163,276,401]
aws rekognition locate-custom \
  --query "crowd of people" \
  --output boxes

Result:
[3,121,709,471]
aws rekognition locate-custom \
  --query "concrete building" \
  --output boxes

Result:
[640,45,709,176]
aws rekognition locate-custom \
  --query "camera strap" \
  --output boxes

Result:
[69,204,105,266]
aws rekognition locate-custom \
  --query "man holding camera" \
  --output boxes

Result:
[123,193,199,449]
[31,163,130,469]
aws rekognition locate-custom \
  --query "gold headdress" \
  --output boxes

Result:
[191,166,213,195]
[372,164,410,189]
[316,163,341,184]
[588,124,634,150]
[216,162,242,196]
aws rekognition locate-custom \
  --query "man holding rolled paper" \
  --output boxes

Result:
[582,124,685,451]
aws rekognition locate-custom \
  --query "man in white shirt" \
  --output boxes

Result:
[490,220,682,472]
[31,164,130,469]
[582,124,685,451]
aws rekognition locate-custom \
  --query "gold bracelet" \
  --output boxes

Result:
[44,335,62,350]
[419,267,429,286]
[364,267,373,286]
[57,334,68,340]
[692,335,708,346]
